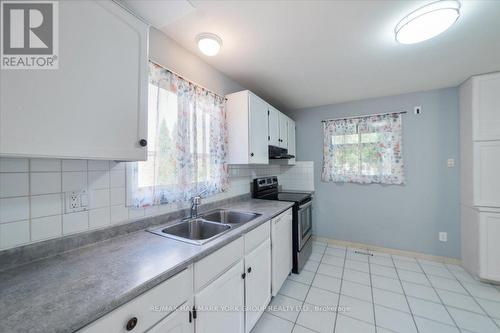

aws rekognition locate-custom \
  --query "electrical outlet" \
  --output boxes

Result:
[414,106,422,115]
[439,232,448,242]
[65,190,88,213]
[447,158,455,168]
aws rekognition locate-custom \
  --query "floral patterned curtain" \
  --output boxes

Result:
[321,113,405,184]
[128,62,228,207]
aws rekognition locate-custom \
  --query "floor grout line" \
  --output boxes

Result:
[290,244,327,333]
[389,254,420,333]
[332,246,348,333]
[259,245,500,333]
[367,248,378,333]
[414,258,463,333]
[443,263,500,331]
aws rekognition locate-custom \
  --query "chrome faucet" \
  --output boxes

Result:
[190,189,207,218]
[190,196,202,219]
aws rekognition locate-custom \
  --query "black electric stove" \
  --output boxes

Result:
[252,176,313,273]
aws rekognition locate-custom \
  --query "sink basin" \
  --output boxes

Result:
[201,209,261,224]
[150,219,231,245]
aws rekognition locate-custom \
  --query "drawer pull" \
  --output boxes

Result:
[126,317,138,331]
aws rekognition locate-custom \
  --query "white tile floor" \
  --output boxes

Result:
[252,241,500,333]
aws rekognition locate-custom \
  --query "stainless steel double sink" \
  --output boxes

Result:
[149,209,261,245]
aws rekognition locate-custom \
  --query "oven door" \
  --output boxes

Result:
[297,200,312,250]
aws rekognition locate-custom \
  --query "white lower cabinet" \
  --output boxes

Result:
[271,209,293,296]
[479,211,500,281]
[147,301,193,333]
[194,260,245,333]
[80,216,292,332]
[79,267,193,333]
[244,239,271,333]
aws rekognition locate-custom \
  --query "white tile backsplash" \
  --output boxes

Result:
[0,157,314,250]
[0,220,30,248]
[88,160,110,171]
[62,172,87,192]
[63,211,89,235]
[110,187,125,206]
[31,194,62,218]
[110,170,125,188]
[31,215,62,241]
[30,159,61,172]
[89,207,110,229]
[90,189,110,209]
[30,172,61,195]
[62,160,87,172]
[0,197,30,223]
[0,173,29,198]
[88,171,109,190]
[0,158,29,173]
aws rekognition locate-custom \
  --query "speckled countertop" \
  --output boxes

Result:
[0,199,294,333]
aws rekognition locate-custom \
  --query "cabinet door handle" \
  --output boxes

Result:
[125,317,138,331]
[250,153,254,157]
[241,272,246,279]
[139,139,147,147]
[247,267,252,273]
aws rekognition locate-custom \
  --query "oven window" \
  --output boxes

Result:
[299,204,312,239]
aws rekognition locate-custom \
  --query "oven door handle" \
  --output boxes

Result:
[298,200,313,211]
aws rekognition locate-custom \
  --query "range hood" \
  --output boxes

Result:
[268,145,295,160]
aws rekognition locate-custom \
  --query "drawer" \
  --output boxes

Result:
[272,208,292,225]
[194,237,243,291]
[79,266,192,333]
[244,220,270,254]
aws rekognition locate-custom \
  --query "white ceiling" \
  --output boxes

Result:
[133,0,500,110]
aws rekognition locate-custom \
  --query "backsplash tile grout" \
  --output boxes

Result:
[0,157,314,250]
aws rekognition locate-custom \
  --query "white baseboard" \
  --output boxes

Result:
[313,236,462,266]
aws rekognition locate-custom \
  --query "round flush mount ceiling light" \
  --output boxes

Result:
[196,33,222,56]
[395,0,461,44]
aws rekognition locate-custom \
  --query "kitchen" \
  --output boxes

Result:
[0,1,500,333]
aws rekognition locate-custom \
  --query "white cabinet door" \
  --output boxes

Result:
[268,106,280,147]
[248,93,270,164]
[479,212,500,281]
[0,0,149,161]
[287,118,296,165]
[271,209,293,296]
[473,72,500,141]
[195,260,245,333]
[245,239,271,333]
[473,141,500,207]
[147,301,193,333]
[279,113,288,149]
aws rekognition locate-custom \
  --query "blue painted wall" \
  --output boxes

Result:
[288,88,460,258]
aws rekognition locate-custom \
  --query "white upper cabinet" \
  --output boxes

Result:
[0,0,149,161]
[226,90,296,164]
[472,72,500,141]
[287,118,296,165]
[279,113,289,148]
[268,106,280,147]
[226,91,269,164]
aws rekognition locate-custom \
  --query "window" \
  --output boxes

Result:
[127,62,228,207]
[321,113,405,184]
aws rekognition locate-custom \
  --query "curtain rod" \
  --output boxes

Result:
[149,59,228,101]
[321,111,407,123]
